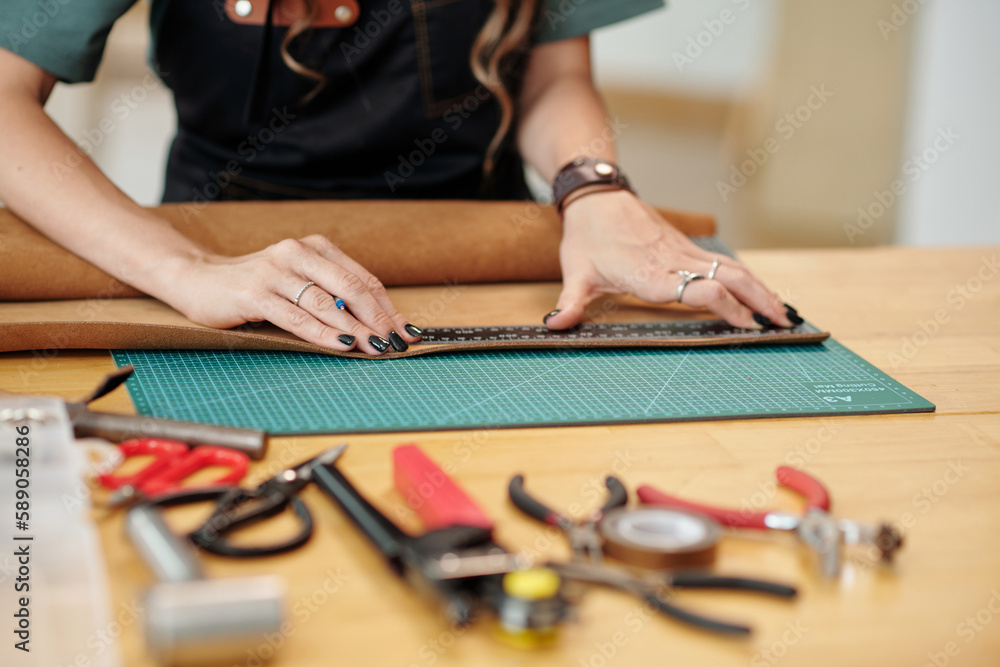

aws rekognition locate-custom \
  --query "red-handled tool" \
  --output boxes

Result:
[638,467,902,578]
[98,439,189,490]
[776,466,830,511]
[636,465,830,531]
[98,438,249,502]
[393,444,493,531]
[636,487,772,530]
[312,444,571,638]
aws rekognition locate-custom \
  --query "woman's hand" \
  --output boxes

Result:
[543,190,802,331]
[166,234,423,355]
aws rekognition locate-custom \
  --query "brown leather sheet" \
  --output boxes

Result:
[0,288,828,358]
[0,201,824,357]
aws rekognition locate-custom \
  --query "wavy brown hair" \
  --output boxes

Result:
[280,0,326,106]
[468,0,539,174]
[282,0,539,174]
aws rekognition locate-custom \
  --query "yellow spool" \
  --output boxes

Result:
[494,568,563,649]
[502,568,562,601]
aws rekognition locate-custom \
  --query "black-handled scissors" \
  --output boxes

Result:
[148,445,346,558]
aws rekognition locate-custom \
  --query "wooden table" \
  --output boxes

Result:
[2,246,999,667]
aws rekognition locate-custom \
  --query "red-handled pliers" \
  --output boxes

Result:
[637,466,903,578]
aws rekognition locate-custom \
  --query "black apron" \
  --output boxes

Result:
[155,0,530,202]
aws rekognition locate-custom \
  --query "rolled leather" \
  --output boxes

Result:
[0,200,716,301]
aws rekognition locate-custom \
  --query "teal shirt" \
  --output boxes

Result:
[534,0,664,44]
[0,0,664,83]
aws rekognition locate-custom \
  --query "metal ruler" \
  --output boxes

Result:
[413,237,821,347]
[418,321,828,346]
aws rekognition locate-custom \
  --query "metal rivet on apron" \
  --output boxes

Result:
[234,0,253,17]
[334,5,355,22]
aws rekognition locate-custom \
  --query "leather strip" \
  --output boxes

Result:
[0,318,829,358]
[0,284,828,358]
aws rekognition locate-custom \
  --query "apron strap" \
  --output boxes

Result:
[244,0,276,124]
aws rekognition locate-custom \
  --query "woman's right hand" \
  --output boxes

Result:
[167,234,423,355]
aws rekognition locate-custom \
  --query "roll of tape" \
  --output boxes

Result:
[600,506,721,569]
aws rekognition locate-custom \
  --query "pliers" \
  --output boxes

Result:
[509,474,797,635]
[548,561,796,636]
[637,465,904,578]
[508,474,627,563]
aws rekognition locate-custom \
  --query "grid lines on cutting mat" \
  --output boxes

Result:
[111,339,933,435]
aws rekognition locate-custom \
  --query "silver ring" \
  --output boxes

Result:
[707,258,721,281]
[675,270,705,304]
[292,281,315,306]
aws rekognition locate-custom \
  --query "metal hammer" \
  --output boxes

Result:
[125,503,286,665]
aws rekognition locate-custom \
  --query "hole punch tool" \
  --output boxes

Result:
[508,474,797,636]
[98,437,250,506]
[68,365,269,459]
[147,445,348,558]
[311,444,571,642]
[637,466,905,578]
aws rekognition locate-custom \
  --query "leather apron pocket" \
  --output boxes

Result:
[410,0,493,118]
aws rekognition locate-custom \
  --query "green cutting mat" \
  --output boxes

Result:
[111,338,933,435]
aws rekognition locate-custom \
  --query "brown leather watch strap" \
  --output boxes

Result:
[559,183,634,213]
[552,157,633,214]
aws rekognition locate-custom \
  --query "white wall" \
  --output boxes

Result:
[43,6,174,207]
[45,76,175,207]
[592,0,778,98]
[896,0,1000,245]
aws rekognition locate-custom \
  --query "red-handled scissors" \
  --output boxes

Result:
[98,438,249,502]
[637,466,903,578]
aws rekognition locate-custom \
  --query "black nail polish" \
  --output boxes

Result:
[783,302,799,315]
[543,309,561,324]
[368,335,390,353]
[338,334,356,346]
[387,330,408,352]
[404,323,423,337]
[753,313,774,328]
[785,306,804,326]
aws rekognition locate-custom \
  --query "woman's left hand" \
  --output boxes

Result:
[543,190,799,331]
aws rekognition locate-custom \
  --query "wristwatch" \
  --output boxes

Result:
[552,157,633,214]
